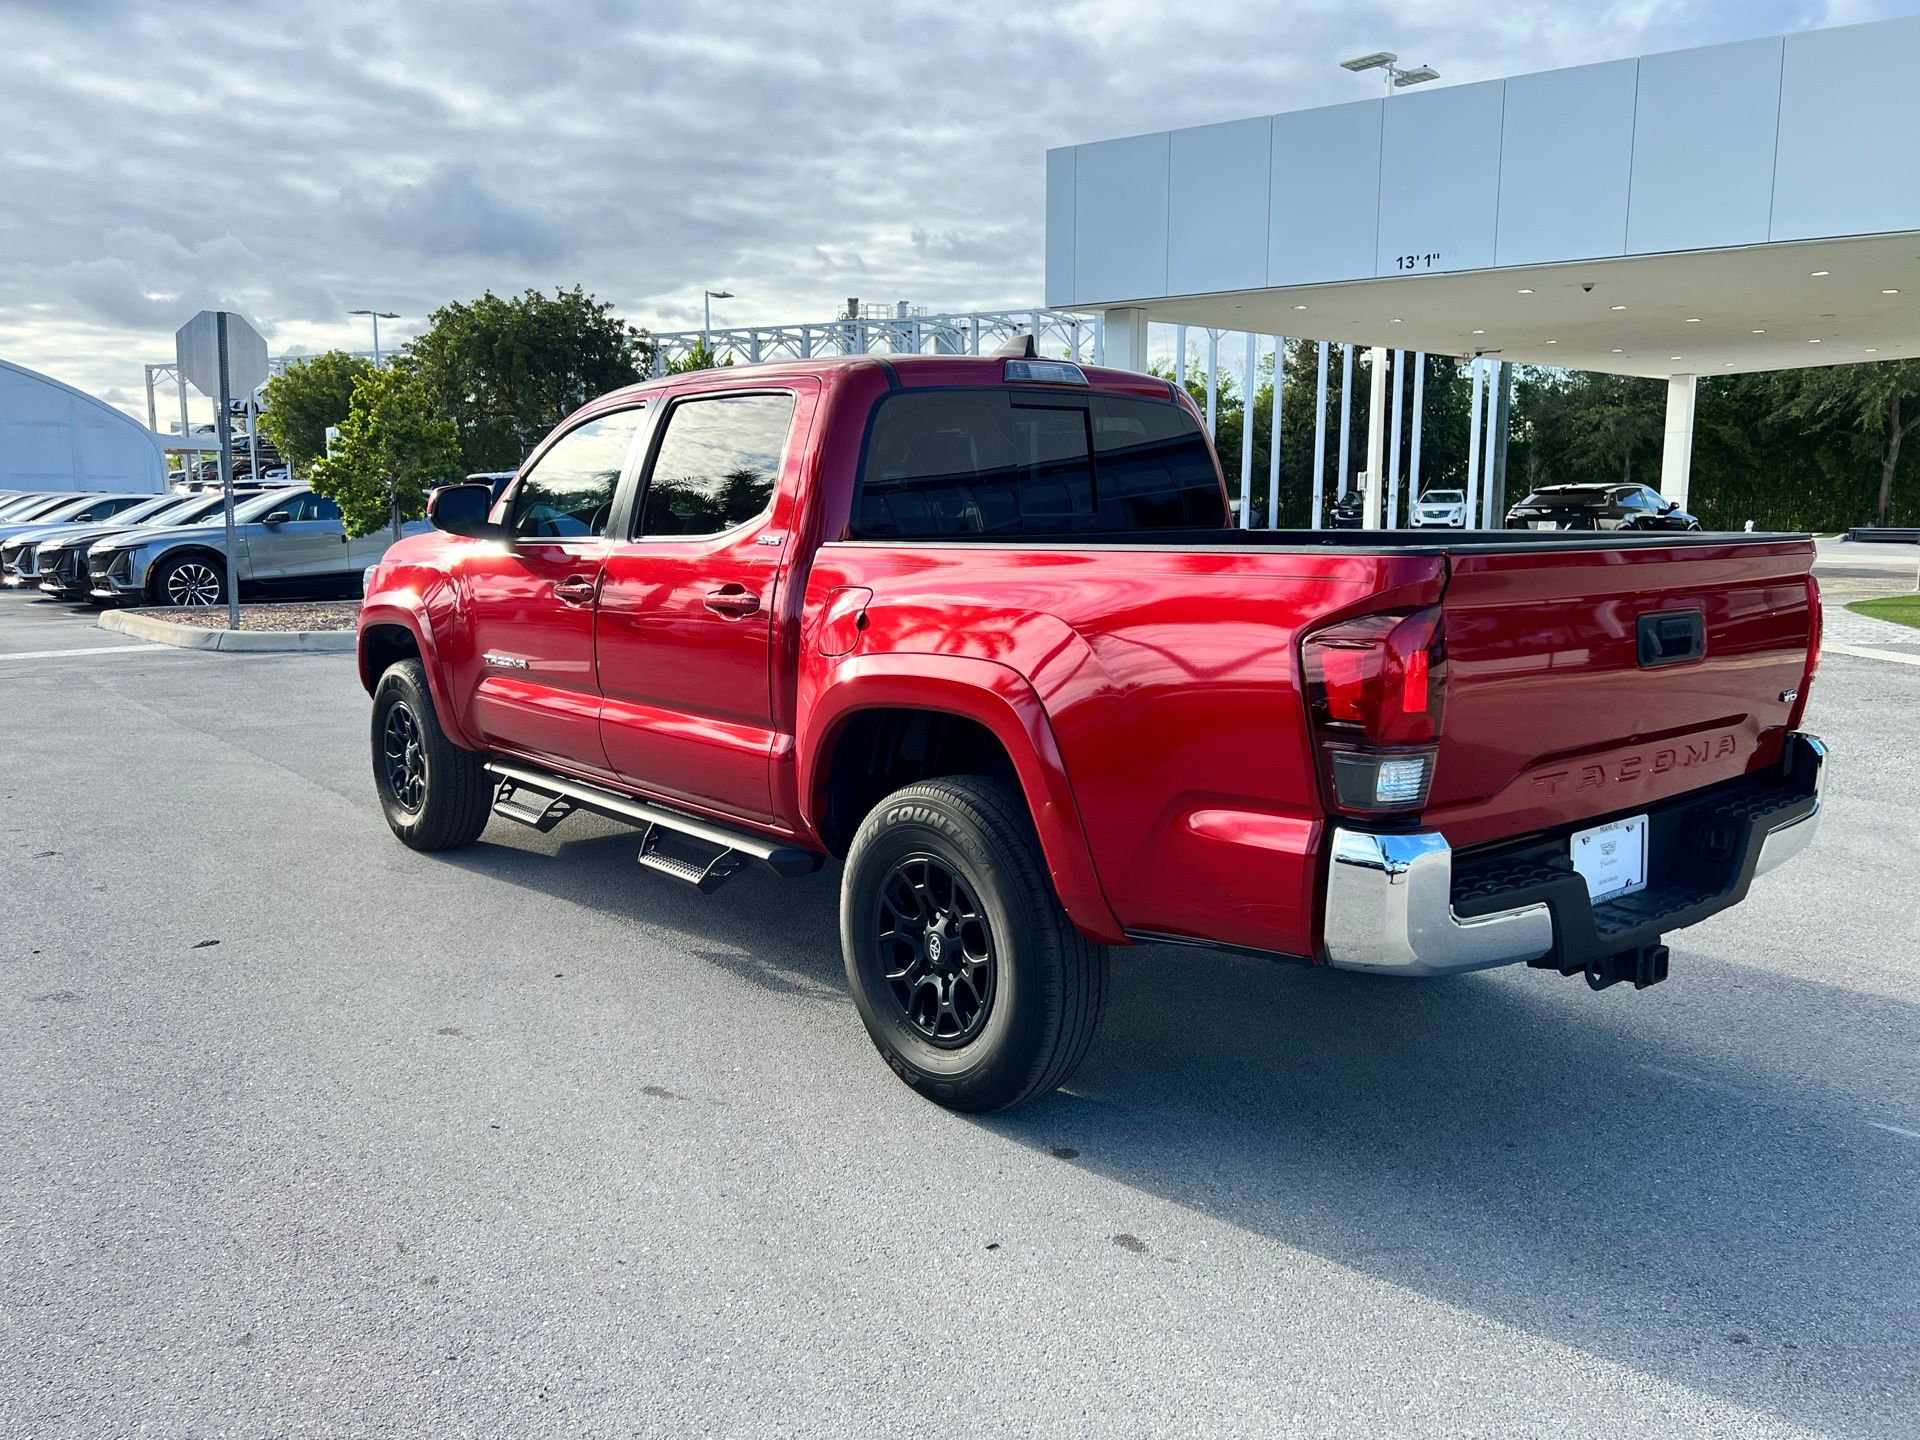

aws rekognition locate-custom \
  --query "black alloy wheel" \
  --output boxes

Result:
[873,852,998,1046]
[381,700,427,813]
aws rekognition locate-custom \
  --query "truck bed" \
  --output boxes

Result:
[811,526,1818,956]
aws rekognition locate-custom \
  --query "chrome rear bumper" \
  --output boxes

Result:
[1323,733,1826,977]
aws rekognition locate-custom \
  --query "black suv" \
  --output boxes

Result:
[1506,483,1701,531]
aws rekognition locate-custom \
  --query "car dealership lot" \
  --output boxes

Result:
[1,608,1916,1438]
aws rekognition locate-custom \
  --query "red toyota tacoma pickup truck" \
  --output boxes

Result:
[358,346,1826,1111]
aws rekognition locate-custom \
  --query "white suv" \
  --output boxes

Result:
[1411,488,1467,528]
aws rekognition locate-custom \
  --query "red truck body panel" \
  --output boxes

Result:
[361,354,1819,962]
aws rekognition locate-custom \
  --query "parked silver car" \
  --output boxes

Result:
[86,487,426,608]
[16,493,228,597]
[0,492,149,543]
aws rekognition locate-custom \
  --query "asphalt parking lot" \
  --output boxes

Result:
[2,595,1916,1439]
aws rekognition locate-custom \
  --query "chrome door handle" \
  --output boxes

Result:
[554,573,599,605]
[704,586,760,618]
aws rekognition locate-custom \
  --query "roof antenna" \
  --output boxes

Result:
[993,333,1038,359]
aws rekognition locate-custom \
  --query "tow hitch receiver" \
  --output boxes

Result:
[1531,942,1670,990]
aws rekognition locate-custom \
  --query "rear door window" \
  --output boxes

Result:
[636,393,794,538]
[855,390,1224,538]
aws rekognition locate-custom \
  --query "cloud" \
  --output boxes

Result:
[0,0,1911,416]
[356,161,566,266]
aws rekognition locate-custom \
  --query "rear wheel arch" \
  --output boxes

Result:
[803,661,1123,944]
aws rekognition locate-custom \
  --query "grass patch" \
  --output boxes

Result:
[1847,596,1920,631]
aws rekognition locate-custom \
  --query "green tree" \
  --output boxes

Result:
[310,365,464,539]
[667,337,735,374]
[407,286,653,471]
[1775,359,1920,526]
[1510,369,1665,486]
[257,350,373,477]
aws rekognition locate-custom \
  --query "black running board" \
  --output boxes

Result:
[484,760,822,888]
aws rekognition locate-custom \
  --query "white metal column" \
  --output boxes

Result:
[1239,332,1256,528]
[1662,374,1698,509]
[1363,347,1388,529]
[1268,337,1283,528]
[1465,358,1487,524]
[1482,367,1506,527]
[1101,308,1150,372]
[1387,349,1407,528]
[1336,344,1354,502]
[1310,341,1330,529]
[1175,323,1188,393]
[1205,330,1219,437]
[1409,354,1426,512]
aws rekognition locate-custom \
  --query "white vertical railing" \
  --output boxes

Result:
[1311,341,1330,530]
[1205,329,1219,436]
[1387,349,1407,528]
[1268,336,1283,529]
[1337,344,1354,504]
[1239,332,1256,528]
[1409,354,1426,513]
[1465,358,1487,526]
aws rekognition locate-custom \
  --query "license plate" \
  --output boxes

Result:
[1571,815,1648,903]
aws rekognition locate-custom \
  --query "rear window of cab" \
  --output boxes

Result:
[853,389,1226,538]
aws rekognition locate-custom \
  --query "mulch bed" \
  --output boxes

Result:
[124,600,362,633]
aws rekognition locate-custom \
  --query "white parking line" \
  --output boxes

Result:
[1641,1065,1920,1145]
[0,643,172,661]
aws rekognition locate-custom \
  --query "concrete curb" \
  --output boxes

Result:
[1829,641,1920,668]
[99,609,355,654]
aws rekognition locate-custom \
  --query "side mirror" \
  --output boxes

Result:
[1662,499,1679,512]
[427,482,508,541]
[263,510,290,526]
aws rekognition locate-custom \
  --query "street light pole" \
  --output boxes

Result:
[349,308,400,366]
[703,289,734,359]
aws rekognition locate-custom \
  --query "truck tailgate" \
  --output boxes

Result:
[1426,537,1817,848]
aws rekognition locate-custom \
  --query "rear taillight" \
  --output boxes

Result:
[1302,606,1447,816]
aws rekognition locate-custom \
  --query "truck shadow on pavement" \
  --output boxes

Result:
[440,817,1916,1438]
[1000,944,1920,1439]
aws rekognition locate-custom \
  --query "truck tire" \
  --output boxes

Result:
[371,658,492,851]
[840,776,1108,1112]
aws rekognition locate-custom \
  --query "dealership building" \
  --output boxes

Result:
[1045,14,1920,525]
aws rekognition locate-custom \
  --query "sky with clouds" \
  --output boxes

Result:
[0,0,1909,422]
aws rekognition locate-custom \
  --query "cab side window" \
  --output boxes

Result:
[277,493,340,522]
[637,393,794,538]
[509,409,647,540]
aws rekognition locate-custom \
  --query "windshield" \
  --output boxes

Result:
[1,494,81,522]
[1420,491,1463,503]
[98,494,183,525]
[144,495,227,526]
[24,494,114,524]
[1519,489,1609,507]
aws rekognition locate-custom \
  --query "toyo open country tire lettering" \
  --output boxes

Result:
[370,659,492,851]
[841,776,1109,1113]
